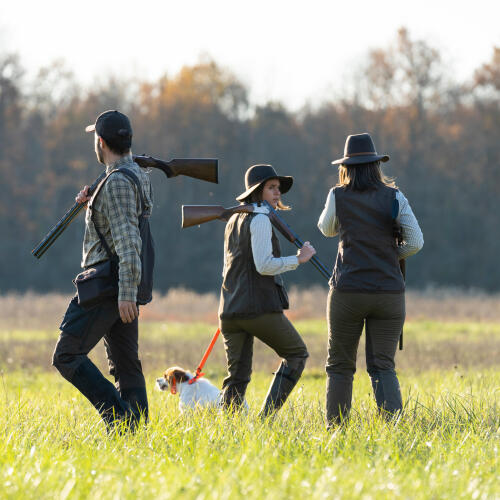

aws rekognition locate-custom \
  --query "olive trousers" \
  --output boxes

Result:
[220,312,309,409]
[326,289,405,425]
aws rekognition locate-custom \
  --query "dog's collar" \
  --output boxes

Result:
[170,377,177,395]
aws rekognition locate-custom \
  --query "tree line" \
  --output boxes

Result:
[1,28,499,294]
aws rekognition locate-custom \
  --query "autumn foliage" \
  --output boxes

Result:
[1,29,498,293]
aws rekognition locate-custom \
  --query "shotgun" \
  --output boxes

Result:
[32,156,218,259]
[182,201,331,280]
[393,198,406,350]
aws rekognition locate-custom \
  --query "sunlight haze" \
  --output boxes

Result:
[1,0,499,109]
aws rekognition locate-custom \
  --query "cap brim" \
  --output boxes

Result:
[236,176,293,202]
[85,124,96,133]
[331,154,389,166]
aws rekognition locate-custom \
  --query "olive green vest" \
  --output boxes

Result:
[219,213,289,319]
[331,185,404,293]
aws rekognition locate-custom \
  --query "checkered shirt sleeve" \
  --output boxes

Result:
[396,190,424,259]
[101,174,142,302]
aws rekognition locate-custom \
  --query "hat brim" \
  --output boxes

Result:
[85,124,96,133]
[331,154,389,166]
[236,175,293,202]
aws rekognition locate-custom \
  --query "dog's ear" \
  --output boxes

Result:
[173,369,189,383]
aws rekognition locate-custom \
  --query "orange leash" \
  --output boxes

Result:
[188,328,221,385]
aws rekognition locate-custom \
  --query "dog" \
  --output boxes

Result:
[156,366,222,412]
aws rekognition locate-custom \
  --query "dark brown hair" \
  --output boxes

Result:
[244,179,290,210]
[336,161,395,191]
[101,135,132,156]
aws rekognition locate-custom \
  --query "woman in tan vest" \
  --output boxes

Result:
[219,164,315,417]
[318,133,423,427]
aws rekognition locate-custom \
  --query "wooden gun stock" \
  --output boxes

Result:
[32,156,219,259]
[134,156,218,184]
[182,204,254,228]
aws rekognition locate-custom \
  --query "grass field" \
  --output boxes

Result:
[1,312,499,499]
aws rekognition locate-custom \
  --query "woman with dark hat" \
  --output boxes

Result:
[318,133,423,426]
[219,164,315,417]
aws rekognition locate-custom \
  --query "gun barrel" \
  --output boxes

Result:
[264,201,331,281]
[32,172,106,259]
[290,236,331,281]
[32,202,83,258]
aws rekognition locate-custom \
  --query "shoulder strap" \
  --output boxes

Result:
[88,169,120,259]
[89,167,148,212]
[117,167,148,214]
[88,169,118,209]
[392,195,403,246]
[87,167,148,259]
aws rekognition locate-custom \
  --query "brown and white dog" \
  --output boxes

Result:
[156,366,222,412]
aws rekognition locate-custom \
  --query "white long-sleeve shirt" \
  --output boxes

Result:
[317,188,424,259]
[250,213,299,275]
[222,205,299,277]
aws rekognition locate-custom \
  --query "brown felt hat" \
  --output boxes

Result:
[236,164,293,202]
[331,133,389,166]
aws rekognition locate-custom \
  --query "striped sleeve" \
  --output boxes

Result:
[250,214,299,275]
[396,190,424,259]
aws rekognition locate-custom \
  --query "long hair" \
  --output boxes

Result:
[243,181,291,210]
[336,161,396,191]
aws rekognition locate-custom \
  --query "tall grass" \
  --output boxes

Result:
[0,297,498,499]
[1,370,498,499]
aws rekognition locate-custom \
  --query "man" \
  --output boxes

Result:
[52,110,153,429]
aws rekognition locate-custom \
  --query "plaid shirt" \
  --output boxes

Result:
[82,154,153,302]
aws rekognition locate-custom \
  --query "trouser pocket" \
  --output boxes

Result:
[59,296,99,337]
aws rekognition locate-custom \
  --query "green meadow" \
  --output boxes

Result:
[1,320,499,499]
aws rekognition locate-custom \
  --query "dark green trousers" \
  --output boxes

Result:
[220,312,309,407]
[326,289,405,424]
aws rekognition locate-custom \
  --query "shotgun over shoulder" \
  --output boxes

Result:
[33,156,219,259]
[182,204,254,228]
[133,156,218,184]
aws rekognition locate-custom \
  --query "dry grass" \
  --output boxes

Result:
[1,288,499,376]
[1,286,500,328]
[288,286,500,322]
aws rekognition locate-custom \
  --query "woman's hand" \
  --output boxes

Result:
[297,241,316,264]
[75,185,91,205]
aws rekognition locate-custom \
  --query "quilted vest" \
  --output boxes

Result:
[331,185,404,293]
[219,213,289,319]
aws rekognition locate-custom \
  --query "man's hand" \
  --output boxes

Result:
[297,241,316,264]
[75,185,91,205]
[119,300,139,323]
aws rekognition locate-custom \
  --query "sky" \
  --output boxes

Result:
[1,0,499,110]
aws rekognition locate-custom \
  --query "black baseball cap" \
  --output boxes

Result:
[85,110,133,146]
